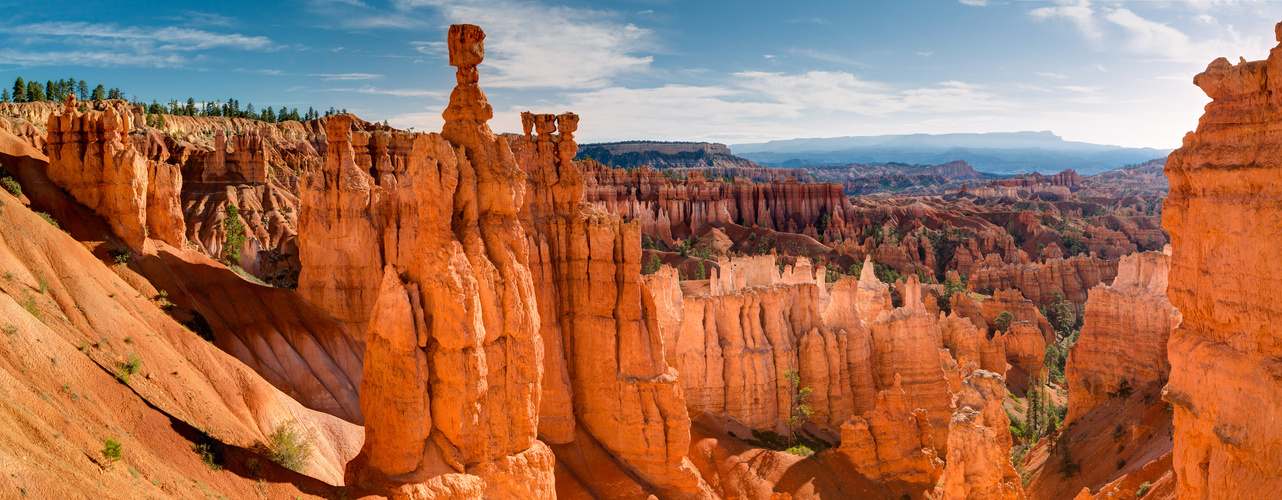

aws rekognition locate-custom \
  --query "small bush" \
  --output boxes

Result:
[109,248,131,265]
[193,440,225,471]
[3,324,16,335]
[1136,481,1152,498]
[1,177,20,197]
[784,445,814,457]
[642,254,661,275]
[101,438,122,467]
[115,353,142,384]
[265,422,312,473]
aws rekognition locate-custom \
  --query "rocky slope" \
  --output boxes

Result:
[1162,24,1282,497]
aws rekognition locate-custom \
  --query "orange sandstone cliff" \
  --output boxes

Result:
[1162,23,1282,497]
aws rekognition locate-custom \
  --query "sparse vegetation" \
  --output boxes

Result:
[994,311,1014,333]
[1136,481,1152,498]
[783,369,814,446]
[114,352,142,384]
[264,421,312,473]
[193,439,225,471]
[873,262,901,284]
[642,254,662,275]
[1,177,20,197]
[222,204,246,262]
[101,438,122,467]
[36,212,59,230]
[109,248,131,265]
[784,444,814,457]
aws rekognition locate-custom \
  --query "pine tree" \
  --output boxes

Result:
[245,103,255,119]
[90,84,105,101]
[77,80,89,100]
[107,88,123,99]
[263,106,275,123]
[186,98,196,116]
[13,77,26,102]
[0,89,9,103]
[26,81,45,102]
[222,204,246,262]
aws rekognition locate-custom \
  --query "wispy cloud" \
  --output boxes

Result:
[0,49,186,68]
[1031,0,1101,40]
[320,85,444,97]
[391,0,655,88]
[310,73,384,80]
[1,22,275,51]
[1036,71,1066,78]
[237,68,290,75]
[960,0,989,6]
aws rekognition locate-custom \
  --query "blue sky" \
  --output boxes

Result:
[1,0,1278,148]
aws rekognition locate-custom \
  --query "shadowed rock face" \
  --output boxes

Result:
[1162,22,1282,497]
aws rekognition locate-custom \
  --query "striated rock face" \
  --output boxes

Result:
[44,96,185,251]
[328,25,554,498]
[939,370,1024,500]
[582,161,858,242]
[1067,248,1178,424]
[968,253,1118,320]
[1162,27,1282,496]
[511,110,712,497]
[867,275,955,453]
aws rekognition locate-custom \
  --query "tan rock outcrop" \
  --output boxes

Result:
[1066,248,1178,424]
[1162,25,1282,496]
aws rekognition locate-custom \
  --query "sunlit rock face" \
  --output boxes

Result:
[1067,248,1178,425]
[1163,22,1282,497]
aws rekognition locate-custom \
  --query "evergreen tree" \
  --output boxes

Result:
[107,88,123,99]
[90,84,105,101]
[222,204,246,262]
[245,103,255,119]
[0,89,8,103]
[45,80,56,101]
[77,80,89,100]
[13,77,26,102]
[26,81,45,102]
[186,98,196,116]
[263,106,275,123]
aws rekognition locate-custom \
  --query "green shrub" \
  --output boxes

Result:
[642,254,661,275]
[784,445,814,457]
[109,248,130,265]
[1,177,20,197]
[114,353,142,384]
[265,422,312,473]
[222,204,246,262]
[1136,481,1152,498]
[193,440,225,471]
[101,438,122,467]
[994,311,1014,333]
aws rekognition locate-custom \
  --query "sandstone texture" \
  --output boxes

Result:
[1162,24,1282,497]
[1066,248,1178,424]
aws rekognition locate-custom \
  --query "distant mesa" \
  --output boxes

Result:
[731,131,1171,175]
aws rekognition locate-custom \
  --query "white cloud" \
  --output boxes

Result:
[1030,0,1101,40]
[310,73,384,80]
[916,51,934,57]
[395,0,654,89]
[960,0,989,6]
[1036,72,1066,78]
